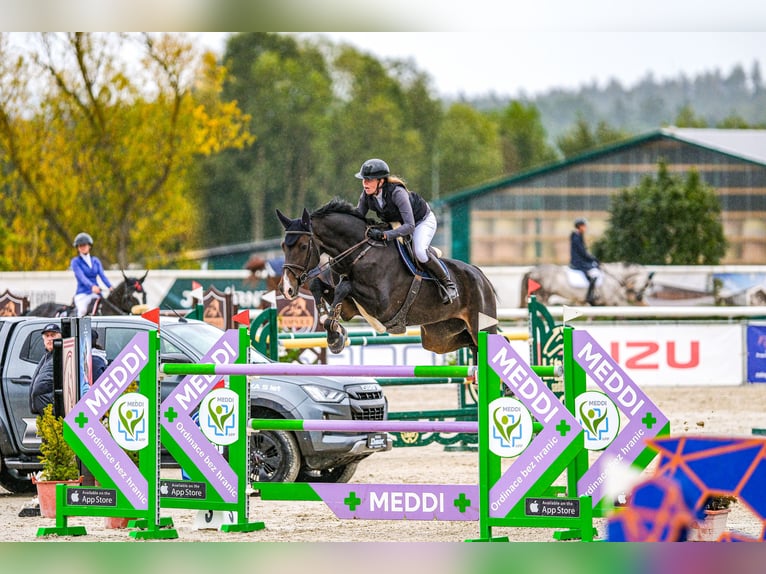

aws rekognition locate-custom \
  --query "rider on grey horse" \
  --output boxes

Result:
[570,217,601,305]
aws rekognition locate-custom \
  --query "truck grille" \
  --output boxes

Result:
[352,406,385,421]
[346,389,384,401]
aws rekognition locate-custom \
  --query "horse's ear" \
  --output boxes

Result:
[301,208,311,229]
[121,269,128,281]
[139,270,148,283]
[276,209,293,230]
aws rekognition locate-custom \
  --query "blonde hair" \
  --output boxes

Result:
[387,175,409,191]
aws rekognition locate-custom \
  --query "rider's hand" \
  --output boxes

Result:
[367,228,386,242]
[92,285,101,294]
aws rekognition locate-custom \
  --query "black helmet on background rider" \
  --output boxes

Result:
[73,232,94,247]
[574,217,588,228]
[355,158,390,180]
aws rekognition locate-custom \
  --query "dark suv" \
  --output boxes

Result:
[0,316,390,492]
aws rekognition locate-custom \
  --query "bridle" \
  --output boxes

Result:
[282,228,373,288]
[282,230,319,287]
[601,267,654,302]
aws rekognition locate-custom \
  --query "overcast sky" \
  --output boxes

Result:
[199,31,765,99]
[315,32,765,97]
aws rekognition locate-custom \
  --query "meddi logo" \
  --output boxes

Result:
[574,391,620,451]
[488,397,533,458]
[200,388,239,446]
[109,392,149,451]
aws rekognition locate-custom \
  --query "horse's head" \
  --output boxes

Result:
[116,270,148,311]
[276,208,318,300]
[623,266,655,304]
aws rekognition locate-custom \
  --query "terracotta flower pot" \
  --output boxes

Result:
[104,516,135,529]
[32,475,83,519]
[687,508,731,542]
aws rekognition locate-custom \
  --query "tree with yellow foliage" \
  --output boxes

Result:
[0,32,252,270]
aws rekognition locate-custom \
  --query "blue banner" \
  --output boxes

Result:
[746,325,766,383]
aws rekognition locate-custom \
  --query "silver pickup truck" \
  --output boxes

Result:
[0,315,390,494]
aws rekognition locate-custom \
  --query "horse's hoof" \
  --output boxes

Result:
[328,336,346,354]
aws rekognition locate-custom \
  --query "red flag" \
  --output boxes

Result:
[528,278,542,294]
[192,280,203,290]
[141,307,160,326]
[233,309,251,326]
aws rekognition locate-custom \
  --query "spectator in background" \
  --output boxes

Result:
[29,323,62,415]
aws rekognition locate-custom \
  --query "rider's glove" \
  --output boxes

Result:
[367,228,386,242]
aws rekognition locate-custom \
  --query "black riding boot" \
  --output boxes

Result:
[423,253,458,304]
[585,278,597,306]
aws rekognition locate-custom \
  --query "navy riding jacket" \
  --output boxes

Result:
[570,230,598,272]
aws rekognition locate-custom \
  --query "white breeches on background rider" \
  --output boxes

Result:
[413,211,437,263]
[74,293,98,316]
[586,266,602,281]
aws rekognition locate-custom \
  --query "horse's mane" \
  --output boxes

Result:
[311,197,370,223]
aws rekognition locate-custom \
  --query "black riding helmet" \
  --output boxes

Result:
[73,232,94,247]
[355,158,390,180]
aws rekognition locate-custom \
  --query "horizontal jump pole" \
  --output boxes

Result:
[375,364,561,386]
[281,335,424,349]
[161,363,477,378]
[278,328,422,340]
[280,331,528,349]
[249,418,479,434]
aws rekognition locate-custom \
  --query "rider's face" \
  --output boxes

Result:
[362,178,381,195]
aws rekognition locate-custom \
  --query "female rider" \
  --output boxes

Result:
[355,158,457,304]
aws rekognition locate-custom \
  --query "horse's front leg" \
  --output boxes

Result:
[324,279,353,354]
[308,277,334,321]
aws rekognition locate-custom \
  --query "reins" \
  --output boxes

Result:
[283,228,372,286]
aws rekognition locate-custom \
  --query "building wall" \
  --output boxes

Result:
[445,136,766,266]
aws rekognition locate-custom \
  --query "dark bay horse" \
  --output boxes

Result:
[276,199,497,355]
[27,271,148,317]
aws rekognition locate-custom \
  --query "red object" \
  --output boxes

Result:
[192,280,203,290]
[233,309,251,326]
[528,278,542,294]
[141,307,160,325]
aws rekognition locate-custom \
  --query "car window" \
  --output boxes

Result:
[103,327,142,362]
[162,322,226,356]
[21,329,46,365]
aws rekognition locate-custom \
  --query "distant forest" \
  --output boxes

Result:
[463,61,766,142]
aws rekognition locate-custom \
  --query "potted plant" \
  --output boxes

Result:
[33,404,82,518]
[687,494,738,542]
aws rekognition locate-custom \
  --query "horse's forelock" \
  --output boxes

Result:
[283,217,310,248]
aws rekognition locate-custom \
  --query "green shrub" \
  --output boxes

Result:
[36,404,80,481]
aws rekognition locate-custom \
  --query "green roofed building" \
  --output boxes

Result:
[433,128,766,266]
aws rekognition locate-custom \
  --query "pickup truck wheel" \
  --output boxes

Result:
[0,468,36,494]
[296,462,359,483]
[249,430,300,483]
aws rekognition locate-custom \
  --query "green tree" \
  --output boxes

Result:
[435,103,503,193]
[674,104,708,128]
[0,32,251,270]
[496,100,558,173]
[556,116,629,158]
[593,160,727,264]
